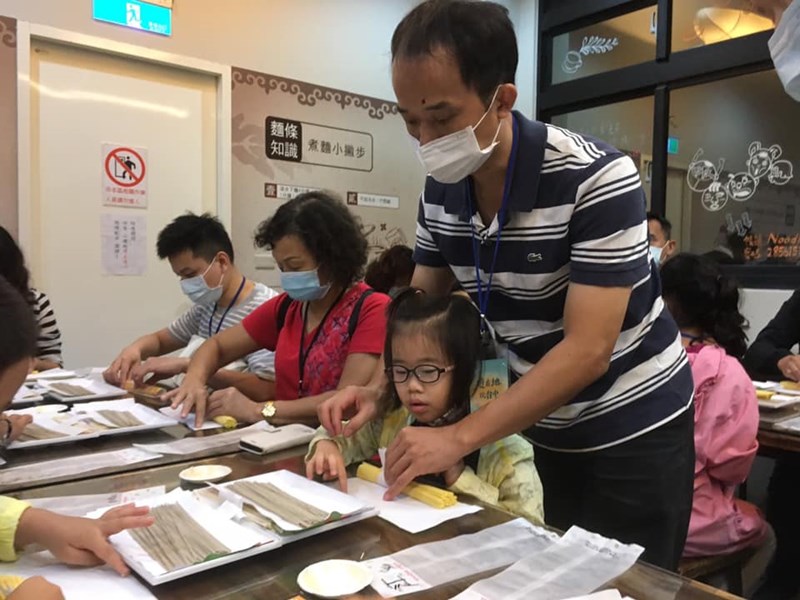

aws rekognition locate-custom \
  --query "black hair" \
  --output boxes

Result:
[660,253,748,358]
[382,289,482,418]
[391,0,518,101]
[254,191,368,288]
[0,276,37,374]
[365,245,415,294]
[647,212,672,240]
[156,213,234,263]
[0,226,33,303]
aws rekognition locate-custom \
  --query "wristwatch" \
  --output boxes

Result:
[260,401,277,424]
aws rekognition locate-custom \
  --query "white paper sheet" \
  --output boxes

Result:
[25,368,77,382]
[134,421,271,455]
[0,551,156,600]
[158,405,222,431]
[12,384,45,405]
[27,485,166,517]
[367,518,560,597]
[451,526,643,600]
[346,477,481,534]
[0,448,162,487]
[101,214,147,276]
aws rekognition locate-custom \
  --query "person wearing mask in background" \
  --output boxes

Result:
[319,0,694,571]
[647,212,677,266]
[364,245,415,296]
[165,192,390,429]
[103,213,278,400]
[0,227,63,371]
[743,2,800,597]
[0,275,154,600]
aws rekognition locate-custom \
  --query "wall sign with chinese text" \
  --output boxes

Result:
[264,182,319,200]
[266,116,373,172]
[346,191,399,210]
[100,214,147,276]
[102,144,148,209]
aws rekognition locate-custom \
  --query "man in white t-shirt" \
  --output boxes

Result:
[103,213,278,401]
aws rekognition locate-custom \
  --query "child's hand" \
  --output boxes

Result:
[15,504,154,576]
[7,576,64,600]
[305,440,348,492]
[442,459,465,487]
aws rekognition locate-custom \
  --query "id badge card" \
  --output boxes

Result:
[470,357,509,412]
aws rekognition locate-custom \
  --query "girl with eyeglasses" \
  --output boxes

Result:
[305,289,544,524]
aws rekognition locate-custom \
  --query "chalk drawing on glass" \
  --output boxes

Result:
[562,36,620,74]
[688,142,795,212]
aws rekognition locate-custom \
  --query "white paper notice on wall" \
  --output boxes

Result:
[101,214,147,276]
[102,143,148,208]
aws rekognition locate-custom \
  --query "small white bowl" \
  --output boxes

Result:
[178,464,232,484]
[297,559,373,598]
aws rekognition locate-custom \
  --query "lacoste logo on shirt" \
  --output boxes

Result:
[527,252,543,263]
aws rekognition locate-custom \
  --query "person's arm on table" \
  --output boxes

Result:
[208,351,382,426]
[383,282,631,498]
[163,324,260,427]
[104,328,184,385]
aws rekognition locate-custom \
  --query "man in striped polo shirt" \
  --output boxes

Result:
[103,213,277,401]
[321,0,694,570]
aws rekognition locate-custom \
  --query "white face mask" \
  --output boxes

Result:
[412,87,503,184]
[769,0,800,101]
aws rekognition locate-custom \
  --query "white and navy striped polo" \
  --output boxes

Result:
[414,111,693,452]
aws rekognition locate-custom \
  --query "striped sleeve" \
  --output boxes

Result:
[244,348,275,379]
[569,154,650,286]
[412,192,448,268]
[167,305,203,345]
[32,290,63,367]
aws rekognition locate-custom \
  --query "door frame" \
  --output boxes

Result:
[15,22,231,256]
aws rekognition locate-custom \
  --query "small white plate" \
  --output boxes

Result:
[178,464,232,484]
[297,559,373,598]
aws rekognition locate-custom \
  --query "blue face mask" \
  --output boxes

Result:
[280,268,331,301]
[649,245,663,265]
[180,259,224,305]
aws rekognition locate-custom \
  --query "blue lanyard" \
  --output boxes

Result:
[467,115,519,332]
[208,276,246,337]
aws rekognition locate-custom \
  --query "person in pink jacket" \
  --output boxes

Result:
[661,253,774,595]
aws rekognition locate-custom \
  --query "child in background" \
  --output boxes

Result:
[660,253,774,595]
[0,276,153,600]
[305,290,544,524]
[364,245,414,296]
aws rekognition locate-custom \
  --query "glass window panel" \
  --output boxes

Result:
[551,96,655,203]
[667,70,800,266]
[672,0,774,53]
[551,7,657,85]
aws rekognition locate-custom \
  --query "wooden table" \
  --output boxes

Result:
[10,450,741,600]
[758,403,800,456]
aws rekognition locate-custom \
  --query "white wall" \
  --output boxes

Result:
[0,0,417,100]
[0,0,539,116]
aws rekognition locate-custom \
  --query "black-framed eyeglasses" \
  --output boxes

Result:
[386,364,455,384]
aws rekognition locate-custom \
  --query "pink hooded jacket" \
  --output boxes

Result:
[684,344,767,557]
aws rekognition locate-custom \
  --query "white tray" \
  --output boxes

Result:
[7,399,179,450]
[38,377,128,402]
[105,470,378,585]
